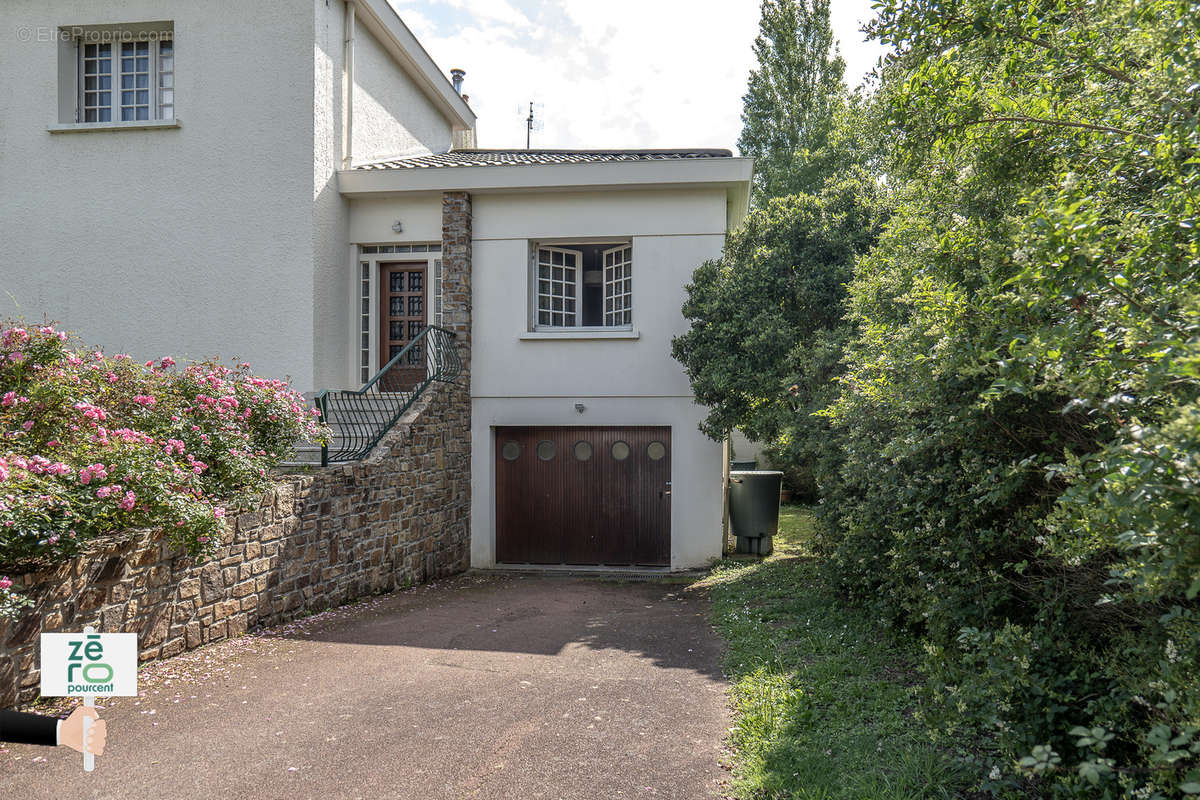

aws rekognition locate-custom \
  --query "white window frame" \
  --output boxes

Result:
[602,244,633,327]
[71,33,174,124]
[534,246,582,329]
[530,240,634,332]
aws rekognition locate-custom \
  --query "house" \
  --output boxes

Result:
[0,0,753,571]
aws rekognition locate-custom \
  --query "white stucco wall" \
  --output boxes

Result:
[0,0,317,389]
[466,188,730,569]
[0,0,463,396]
[351,21,453,164]
[349,196,443,244]
[313,3,459,389]
[312,0,351,392]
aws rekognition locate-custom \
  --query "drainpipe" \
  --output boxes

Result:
[343,0,356,169]
[721,433,731,555]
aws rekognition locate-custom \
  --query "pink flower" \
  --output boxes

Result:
[21,420,33,431]
[0,459,8,482]
[1,328,28,347]
[160,356,176,368]
[78,463,108,485]
[132,395,157,408]
[74,402,107,421]
[0,577,11,590]
[118,491,136,511]
[1,391,14,407]
[213,507,226,519]
[8,352,25,362]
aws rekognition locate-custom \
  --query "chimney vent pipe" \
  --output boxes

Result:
[450,68,465,95]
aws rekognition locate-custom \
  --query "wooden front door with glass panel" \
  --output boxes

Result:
[378,262,426,392]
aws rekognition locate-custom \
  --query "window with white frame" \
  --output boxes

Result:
[603,245,632,326]
[533,242,633,330]
[60,25,175,124]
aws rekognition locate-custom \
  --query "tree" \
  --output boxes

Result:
[738,0,846,202]
[671,168,887,446]
[818,1,1200,794]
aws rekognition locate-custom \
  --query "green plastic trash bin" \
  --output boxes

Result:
[730,460,758,471]
[729,470,782,556]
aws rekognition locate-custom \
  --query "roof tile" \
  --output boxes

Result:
[355,148,734,170]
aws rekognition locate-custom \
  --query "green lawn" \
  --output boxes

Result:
[697,506,972,799]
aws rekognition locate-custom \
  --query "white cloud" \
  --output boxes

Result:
[387,0,887,151]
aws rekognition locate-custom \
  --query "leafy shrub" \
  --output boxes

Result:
[0,323,324,613]
[679,0,1200,795]
[813,1,1200,795]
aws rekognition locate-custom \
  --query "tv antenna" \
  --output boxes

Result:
[521,100,544,149]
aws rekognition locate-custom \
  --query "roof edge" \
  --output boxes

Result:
[446,148,734,157]
[338,156,753,195]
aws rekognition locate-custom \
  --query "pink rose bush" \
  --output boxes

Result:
[0,573,31,619]
[0,323,326,615]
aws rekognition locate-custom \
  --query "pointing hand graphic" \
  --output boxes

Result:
[60,706,106,756]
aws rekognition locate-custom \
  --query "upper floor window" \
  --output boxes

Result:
[79,39,173,122]
[55,23,175,125]
[533,242,633,330]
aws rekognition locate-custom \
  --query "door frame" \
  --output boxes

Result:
[351,244,443,388]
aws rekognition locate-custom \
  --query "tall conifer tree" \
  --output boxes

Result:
[738,0,846,202]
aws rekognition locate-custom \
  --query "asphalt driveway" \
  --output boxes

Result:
[2,573,731,799]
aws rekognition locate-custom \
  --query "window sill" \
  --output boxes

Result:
[520,329,640,341]
[48,119,182,134]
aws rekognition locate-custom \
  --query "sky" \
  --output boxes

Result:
[386,0,890,151]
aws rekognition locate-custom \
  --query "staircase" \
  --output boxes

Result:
[283,326,461,467]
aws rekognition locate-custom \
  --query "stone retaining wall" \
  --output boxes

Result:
[0,379,469,706]
[0,191,475,707]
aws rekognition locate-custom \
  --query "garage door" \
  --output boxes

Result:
[495,426,671,566]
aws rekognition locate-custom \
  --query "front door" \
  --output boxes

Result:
[379,262,426,391]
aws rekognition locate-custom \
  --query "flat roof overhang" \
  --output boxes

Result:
[337,157,754,230]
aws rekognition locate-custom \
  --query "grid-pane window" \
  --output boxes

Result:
[433,259,443,325]
[81,44,113,122]
[532,242,633,329]
[603,245,633,327]
[360,262,371,384]
[536,248,579,327]
[77,37,173,123]
[119,41,151,120]
[158,41,174,120]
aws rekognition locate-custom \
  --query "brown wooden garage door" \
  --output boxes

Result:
[495,426,671,566]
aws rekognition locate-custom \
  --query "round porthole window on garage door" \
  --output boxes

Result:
[611,440,631,461]
[573,441,593,461]
[536,440,556,461]
[501,441,521,461]
[647,441,666,461]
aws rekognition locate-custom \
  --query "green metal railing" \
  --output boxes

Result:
[313,326,461,464]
